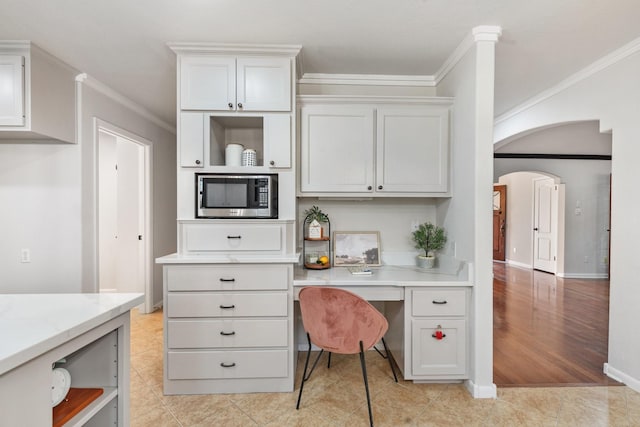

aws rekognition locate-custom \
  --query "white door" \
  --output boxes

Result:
[116,138,145,294]
[533,177,558,273]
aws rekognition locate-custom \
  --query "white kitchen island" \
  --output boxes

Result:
[0,293,143,427]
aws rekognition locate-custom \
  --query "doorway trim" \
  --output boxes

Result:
[94,118,154,313]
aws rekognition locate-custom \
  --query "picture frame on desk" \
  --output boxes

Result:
[333,231,381,266]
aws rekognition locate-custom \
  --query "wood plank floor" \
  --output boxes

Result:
[493,262,622,387]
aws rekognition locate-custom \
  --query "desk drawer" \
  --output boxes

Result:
[183,223,282,252]
[411,288,467,316]
[167,292,288,318]
[167,349,288,380]
[167,319,288,348]
[166,264,289,291]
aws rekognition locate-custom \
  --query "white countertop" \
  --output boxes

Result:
[294,260,471,287]
[0,293,143,375]
[156,252,300,264]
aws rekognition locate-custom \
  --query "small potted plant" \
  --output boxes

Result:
[304,205,329,239]
[412,222,446,268]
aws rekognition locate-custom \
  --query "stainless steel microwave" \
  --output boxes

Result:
[196,173,278,219]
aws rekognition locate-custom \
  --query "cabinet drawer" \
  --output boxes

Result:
[167,319,288,348]
[411,289,467,316]
[412,319,466,376]
[167,349,288,380]
[166,264,289,291]
[183,223,282,252]
[167,292,287,318]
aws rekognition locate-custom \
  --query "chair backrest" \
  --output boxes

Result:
[298,286,389,354]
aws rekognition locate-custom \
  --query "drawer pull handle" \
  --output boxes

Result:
[219,304,236,309]
[219,278,235,282]
[227,235,242,239]
[220,362,236,368]
[432,331,447,340]
[432,300,448,305]
[220,331,236,336]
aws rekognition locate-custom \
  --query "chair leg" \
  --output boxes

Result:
[359,341,374,427]
[296,333,313,409]
[381,337,398,382]
[327,351,332,368]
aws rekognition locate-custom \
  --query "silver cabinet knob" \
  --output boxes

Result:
[228,103,233,109]
[237,102,243,109]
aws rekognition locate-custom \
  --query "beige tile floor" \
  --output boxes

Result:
[130,309,640,426]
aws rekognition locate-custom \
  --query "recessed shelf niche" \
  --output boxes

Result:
[209,116,264,167]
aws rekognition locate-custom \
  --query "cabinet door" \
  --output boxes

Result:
[411,318,466,376]
[237,57,291,111]
[299,105,374,193]
[179,112,204,167]
[376,106,449,193]
[0,55,25,126]
[264,114,291,168]
[180,56,236,110]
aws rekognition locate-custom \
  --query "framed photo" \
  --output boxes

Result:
[333,231,381,266]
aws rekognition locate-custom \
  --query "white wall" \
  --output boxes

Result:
[98,131,118,291]
[494,44,640,391]
[79,78,176,310]
[437,30,500,397]
[0,143,81,292]
[297,198,437,264]
[0,73,176,310]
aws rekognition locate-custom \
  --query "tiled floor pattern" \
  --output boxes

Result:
[130,309,640,426]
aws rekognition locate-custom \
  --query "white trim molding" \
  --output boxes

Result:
[495,34,640,126]
[465,379,497,399]
[434,25,502,85]
[604,363,640,394]
[168,42,301,57]
[75,73,175,134]
[299,73,436,87]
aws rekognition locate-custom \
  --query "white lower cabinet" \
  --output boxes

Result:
[163,263,294,394]
[404,287,469,380]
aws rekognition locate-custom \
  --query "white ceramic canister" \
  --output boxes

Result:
[225,143,244,166]
[241,148,257,166]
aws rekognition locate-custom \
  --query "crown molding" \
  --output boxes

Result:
[495,34,640,125]
[434,25,502,84]
[168,42,301,57]
[298,73,436,86]
[297,94,453,105]
[76,73,175,135]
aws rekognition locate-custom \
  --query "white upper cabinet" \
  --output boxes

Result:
[0,55,24,126]
[376,106,449,193]
[299,105,375,193]
[298,97,452,197]
[180,55,291,112]
[0,41,77,143]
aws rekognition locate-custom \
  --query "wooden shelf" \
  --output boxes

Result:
[52,387,112,427]
[304,237,330,241]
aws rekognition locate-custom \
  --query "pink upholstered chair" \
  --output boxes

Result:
[296,286,397,426]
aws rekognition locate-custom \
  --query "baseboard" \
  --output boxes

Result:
[560,273,609,279]
[604,363,640,393]
[505,260,532,269]
[464,379,497,398]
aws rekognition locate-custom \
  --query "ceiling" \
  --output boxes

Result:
[2,0,640,127]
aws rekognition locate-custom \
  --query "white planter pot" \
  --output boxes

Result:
[416,255,435,269]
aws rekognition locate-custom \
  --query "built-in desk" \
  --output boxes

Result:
[293,260,472,382]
